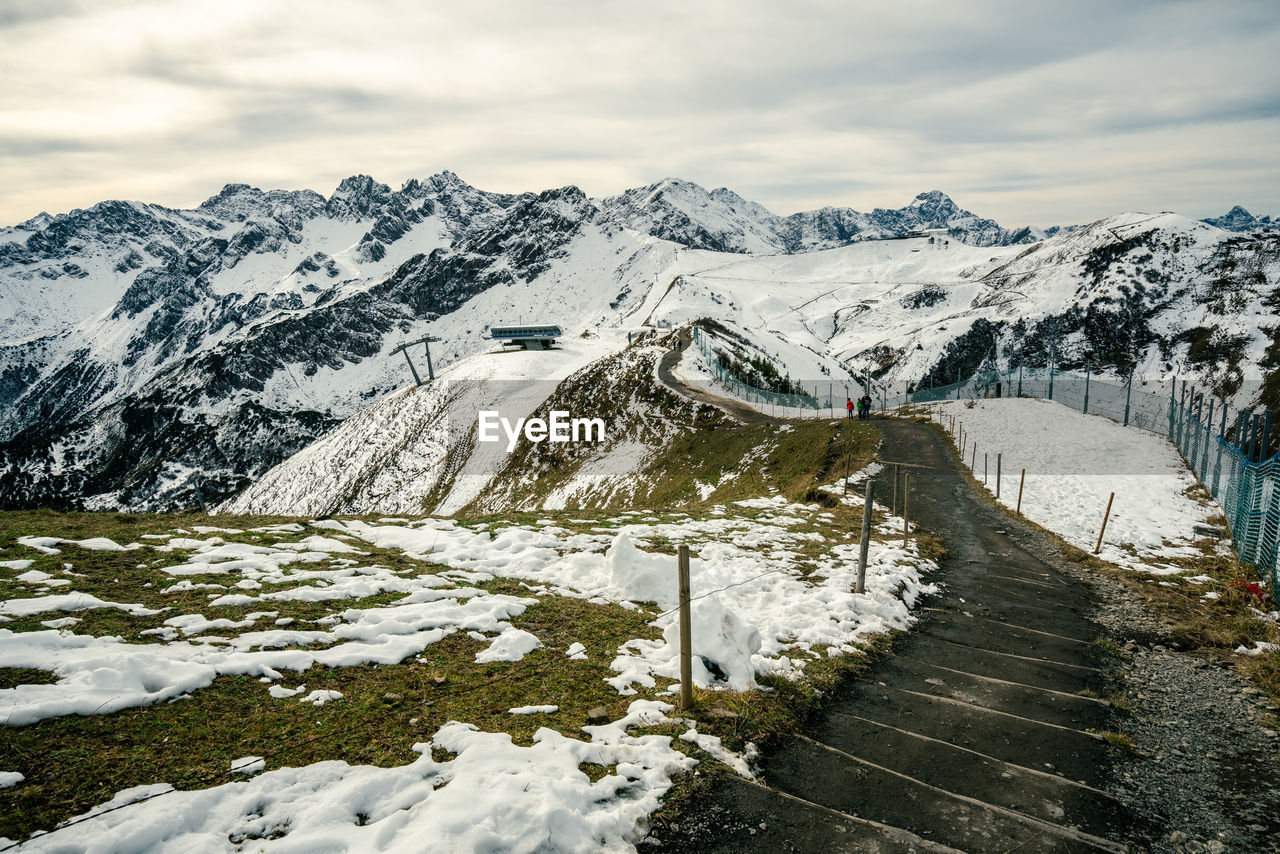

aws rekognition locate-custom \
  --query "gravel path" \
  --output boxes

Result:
[1088,577,1280,852]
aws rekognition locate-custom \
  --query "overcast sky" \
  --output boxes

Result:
[1,0,1276,227]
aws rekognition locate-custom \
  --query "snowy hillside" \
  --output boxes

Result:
[222,332,631,517]
[658,212,1280,406]
[598,181,1057,255]
[2,169,1278,512]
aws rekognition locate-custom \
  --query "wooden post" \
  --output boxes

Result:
[856,481,873,594]
[984,453,988,485]
[996,454,1001,499]
[902,473,910,547]
[678,545,693,710]
[892,463,899,516]
[843,443,851,495]
[1017,468,1026,515]
[971,443,977,471]
[1093,492,1115,554]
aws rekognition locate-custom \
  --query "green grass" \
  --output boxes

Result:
[1086,728,1142,755]
[463,344,880,513]
[0,555,666,841]
[0,408,907,843]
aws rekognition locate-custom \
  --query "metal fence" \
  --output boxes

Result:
[908,365,1173,435]
[910,367,1279,597]
[1170,388,1278,598]
[692,326,823,413]
[691,327,914,417]
[687,324,1279,595]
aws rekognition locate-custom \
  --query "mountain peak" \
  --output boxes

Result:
[908,190,958,213]
[912,190,952,203]
[331,174,391,198]
[1201,204,1275,232]
[325,175,393,220]
[17,211,53,231]
[199,183,262,209]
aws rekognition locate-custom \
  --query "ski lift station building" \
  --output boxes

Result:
[490,324,563,350]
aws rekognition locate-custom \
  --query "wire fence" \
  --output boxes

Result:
[690,327,909,417]
[1169,388,1279,598]
[909,366,1279,598]
[907,365,1172,435]
[686,322,1279,596]
[692,326,823,413]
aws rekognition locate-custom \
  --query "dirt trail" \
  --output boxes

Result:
[655,328,784,425]
[658,418,1148,853]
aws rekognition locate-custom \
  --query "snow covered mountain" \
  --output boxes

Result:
[598,181,1062,254]
[1201,205,1277,233]
[2,171,1276,512]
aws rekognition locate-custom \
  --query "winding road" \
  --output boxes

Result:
[655,327,784,425]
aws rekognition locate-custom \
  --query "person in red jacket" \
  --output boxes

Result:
[846,397,854,418]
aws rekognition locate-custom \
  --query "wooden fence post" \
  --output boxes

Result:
[902,473,910,547]
[678,545,693,710]
[1094,493,1115,554]
[1017,468,1026,515]
[856,481,873,594]
[892,463,899,515]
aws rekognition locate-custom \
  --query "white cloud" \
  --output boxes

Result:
[0,0,1276,226]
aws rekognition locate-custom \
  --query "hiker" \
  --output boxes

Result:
[859,394,872,420]
[846,397,854,418]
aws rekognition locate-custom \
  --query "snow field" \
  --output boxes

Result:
[5,700,699,854]
[926,398,1222,572]
[1,492,933,851]
[324,494,936,695]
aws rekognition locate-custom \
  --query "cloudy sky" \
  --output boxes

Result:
[1,0,1276,227]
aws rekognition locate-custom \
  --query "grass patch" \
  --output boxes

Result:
[0,575,664,842]
[0,474,929,844]
[0,668,57,690]
[1093,637,1124,659]
[461,345,881,513]
[1087,728,1142,755]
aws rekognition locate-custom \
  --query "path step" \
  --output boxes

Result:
[828,685,1113,784]
[918,620,1102,668]
[869,655,1113,730]
[658,774,966,854]
[898,634,1108,696]
[764,736,1127,853]
[801,715,1151,841]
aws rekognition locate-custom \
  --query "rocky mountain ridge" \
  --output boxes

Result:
[2,172,1276,511]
